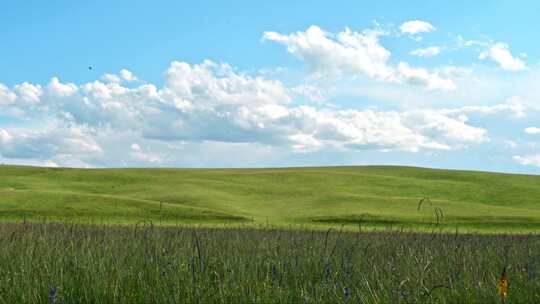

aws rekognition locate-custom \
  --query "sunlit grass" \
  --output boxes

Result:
[1,165,540,232]
[0,223,539,303]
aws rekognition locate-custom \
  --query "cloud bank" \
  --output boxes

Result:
[0,59,490,167]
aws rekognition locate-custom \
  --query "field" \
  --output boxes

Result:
[1,165,540,232]
[1,165,540,302]
[0,222,538,303]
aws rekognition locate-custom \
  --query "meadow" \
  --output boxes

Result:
[1,165,540,303]
[0,222,538,303]
[1,165,540,232]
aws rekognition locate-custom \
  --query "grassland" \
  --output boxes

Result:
[2,165,540,302]
[1,222,538,303]
[1,165,540,232]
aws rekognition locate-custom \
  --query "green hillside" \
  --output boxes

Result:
[1,165,540,232]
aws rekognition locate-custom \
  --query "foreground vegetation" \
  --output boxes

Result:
[0,223,538,303]
[1,165,540,232]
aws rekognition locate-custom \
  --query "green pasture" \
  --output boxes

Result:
[1,165,539,232]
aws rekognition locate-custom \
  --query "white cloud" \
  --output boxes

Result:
[435,66,473,78]
[440,97,526,118]
[0,126,101,160]
[263,25,455,91]
[130,143,162,163]
[101,69,138,83]
[456,35,488,48]
[120,69,137,82]
[403,110,487,144]
[479,43,527,71]
[0,84,16,106]
[0,60,489,166]
[47,77,77,97]
[0,158,60,168]
[131,151,162,164]
[164,60,290,110]
[399,20,436,35]
[0,129,11,143]
[397,62,456,90]
[288,133,322,152]
[525,127,540,134]
[290,84,328,102]
[263,26,394,80]
[410,46,441,57]
[258,66,286,76]
[14,82,42,105]
[514,155,540,168]
[101,73,121,83]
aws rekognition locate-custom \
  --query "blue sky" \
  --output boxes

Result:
[1,1,540,173]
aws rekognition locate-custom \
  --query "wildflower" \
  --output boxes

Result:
[48,285,57,304]
[271,264,278,281]
[324,265,332,281]
[527,264,535,281]
[498,267,508,298]
[343,287,350,301]
[521,263,535,281]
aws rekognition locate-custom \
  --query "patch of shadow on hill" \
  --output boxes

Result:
[311,214,403,226]
[0,208,251,224]
[173,209,252,222]
[310,214,540,229]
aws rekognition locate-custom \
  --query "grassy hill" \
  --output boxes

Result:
[1,165,540,232]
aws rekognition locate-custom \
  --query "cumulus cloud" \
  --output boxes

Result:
[130,143,162,163]
[479,43,527,71]
[396,62,456,90]
[399,20,436,35]
[435,66,473,78]
[0,126,101,160]
[263,26,394,80]
[0,60,489,166]
[120,69,137,82]
[402,110,487,143]
[47,77,77,97]
[0,129,11,143]
[163,60,289,109]
[514,155,540,168]
[0,84,17,106]
[14,82,43,105]
[101,69,138,83]
[101,73,121,83]
[263,25,455,91]
[525,127,540,134]
[410,46,441,57]
[290,84,328,102]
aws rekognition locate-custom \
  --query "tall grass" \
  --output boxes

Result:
[0,222,539,303]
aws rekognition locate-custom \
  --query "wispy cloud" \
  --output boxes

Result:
[525,127,540,134]
[410,46,441,57]
[514,155,540,168]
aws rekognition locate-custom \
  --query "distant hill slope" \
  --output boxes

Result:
[1,165,540,231]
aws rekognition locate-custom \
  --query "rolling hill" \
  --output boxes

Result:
[1,165,540,232]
